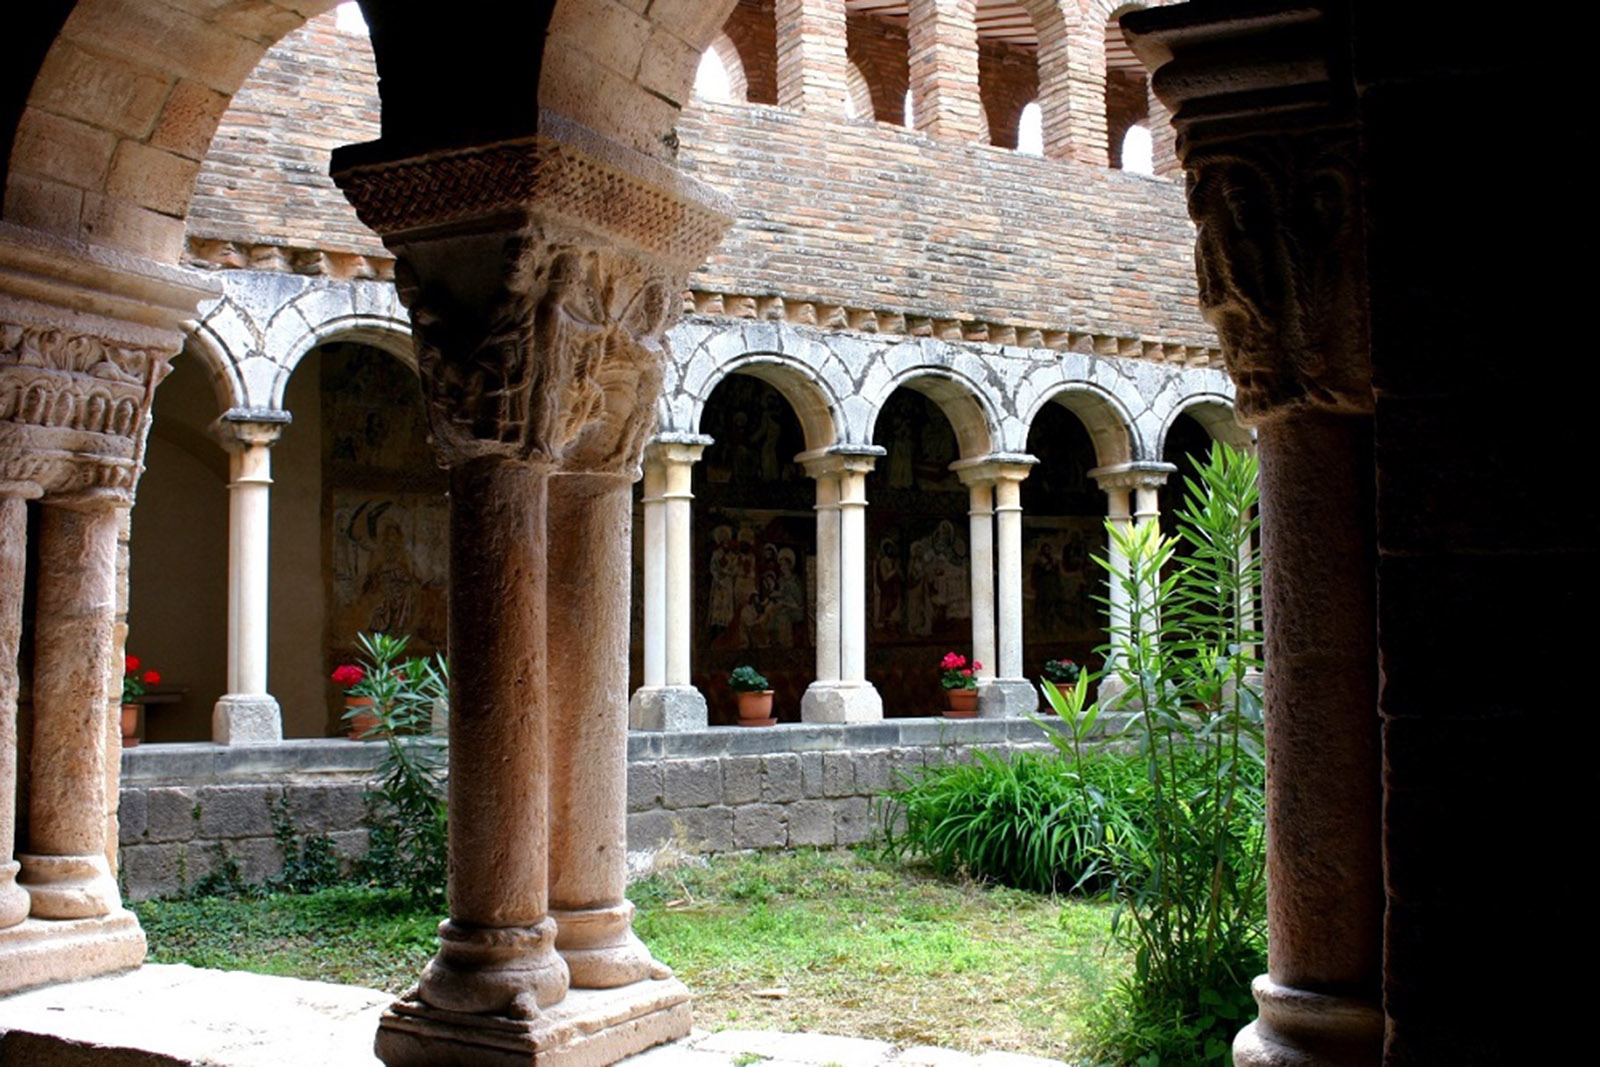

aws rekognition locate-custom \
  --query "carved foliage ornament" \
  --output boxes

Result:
[1185,137,1372,423]
[0,323,171,497]
[399,240,676,471]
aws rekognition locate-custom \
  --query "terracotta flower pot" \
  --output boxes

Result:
[735,689,776,727]
[943,687,979,719]
[120,703,140,748]
[345,696,381,740]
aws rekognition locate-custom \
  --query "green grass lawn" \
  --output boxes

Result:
[134,848,1126,1062]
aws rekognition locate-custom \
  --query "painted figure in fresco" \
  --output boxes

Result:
[873,537,903,629]
[360,518,419,635]
[756,393,785,482]
[887,414,915,489]
[708,524,738,633]
[906,540,934,636]
[772,548,805,648]
[1032,540,1068,634]
[922,519,970,623]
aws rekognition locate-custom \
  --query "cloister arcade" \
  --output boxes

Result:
[0,0,1537,1064]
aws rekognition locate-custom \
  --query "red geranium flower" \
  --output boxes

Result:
[939,652,966,670]
[142,670,161,686]
[331,664,365,688]
[125,653,140,673]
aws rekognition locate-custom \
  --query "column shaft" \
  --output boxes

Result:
[1102,486,1132,677]
[663,457,694,687]
[548,472,658,988]
[419,457,567,1016]
[966,482,995,680]
[774,0,851,114]
[225,443,272,694]
[640,463,666,689]
[21,499,121,918]
[994,477,1024,679]
[837,470,868,684]
[1256,415,1381,996]
[0,496,31,927]
[812,472,841,683]
[907,0,988,143]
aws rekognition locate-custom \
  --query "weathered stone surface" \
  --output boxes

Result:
[662,758,722,810]
[628,760,664,812]
[759,754,802,803]
[834,796,874,845]
[677,806,734,854]
[142,788,199,843]
[116,789,147,845]
[855,749,892,793]
[732,805,787,850]
[721,755,762,805]
[821,751,855,797]
[798,751,824,798]
[194,785,273,839]
[785,801,835,847]
[627,810,676,852]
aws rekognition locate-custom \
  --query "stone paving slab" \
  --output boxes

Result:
[621,1028,1070,1067]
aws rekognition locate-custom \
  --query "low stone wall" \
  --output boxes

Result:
[118,718,1069,900]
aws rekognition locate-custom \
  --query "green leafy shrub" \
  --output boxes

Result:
[1079,442,1267,1066]
[880,740,1147,895]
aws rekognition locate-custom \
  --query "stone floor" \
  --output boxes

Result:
[0,966,1070,1066]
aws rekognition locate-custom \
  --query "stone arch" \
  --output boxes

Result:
[6,0,345,260]
[179,319,249,416]
[1021,380,1138,467]
[866,364,998,461]
[1157,394,1251,458]
[266,284,413,410]
[691,354,839,454]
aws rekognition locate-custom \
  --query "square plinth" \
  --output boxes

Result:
[375,977,693,1066]
[0,909,146,997]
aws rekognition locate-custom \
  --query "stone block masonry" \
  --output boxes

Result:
[117,721,1068,900]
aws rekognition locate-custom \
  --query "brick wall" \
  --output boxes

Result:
[182,8,1211,350]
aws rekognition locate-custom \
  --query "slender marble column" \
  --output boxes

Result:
[639,462,666,690]
[212,414,287,744]
[1099,482,1133,684]
[629,439,709,731]
[810,468,841,685]
[965,479,996,682]
[800,450,883,723]
[0,494,33,928]
[19,495,123,919]
[994,472,1026,681]
[549,471,662,988]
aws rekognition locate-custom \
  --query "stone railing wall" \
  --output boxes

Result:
[117,718,1079,900]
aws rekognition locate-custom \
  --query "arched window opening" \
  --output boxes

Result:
[1105,9,1151,169]
[845,61,874,120]
[903,87,915,128]
[1017,101,1044,156]
[975,2,1040,150]
[1022,403,1111,685]
[1121,124,1153,175]
[694,46,735,103]
[334,1,367,35]
[684,375,815,726]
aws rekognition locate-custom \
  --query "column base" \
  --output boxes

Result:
[0,909,146,996]
[0,860,30,927]
[212,693,283,744]
[977,678,1038,718]
[17,852,120,919]
[1233,975,1384,1067]
[628,686,708,731]
[553,902,669,989]
[800,682,883,723]
[374,975,691,1066]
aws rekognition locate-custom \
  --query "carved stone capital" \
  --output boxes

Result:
[1124,4,1372,425]
[0,223,218,501]
[1089,460,1177,494]
[210,408,290,453]
[332,116,731,472]
[952,453,1038,488]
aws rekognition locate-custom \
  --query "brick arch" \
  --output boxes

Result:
[6,0,344,261]
[704,33,752,103]
[540,0,742,160]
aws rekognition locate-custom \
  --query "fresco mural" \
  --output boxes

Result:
[1022,403,1107,679]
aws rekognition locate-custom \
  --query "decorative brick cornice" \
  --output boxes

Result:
[332,113,733,276]
[1123,3,1371,423]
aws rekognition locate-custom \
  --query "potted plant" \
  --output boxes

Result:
[728,665,775,727]
[939,651,980,718]
[1041,657,1082,688]
[120,653,161,747]
[333,632,448,740]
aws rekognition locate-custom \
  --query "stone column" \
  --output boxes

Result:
[334,113,730,1063]
[907,0,988,144]
[1125,10,1384,1063]
[629,436,710,731]
[800,448,884,723]
[987,459,1036,717]
[211,411,289,744]
[1088,463,1173,709]
[961,475,996,683]
[774,0,851,115]
[0,221,213,996]
[0,492,34,930]
[549,445,667,986]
